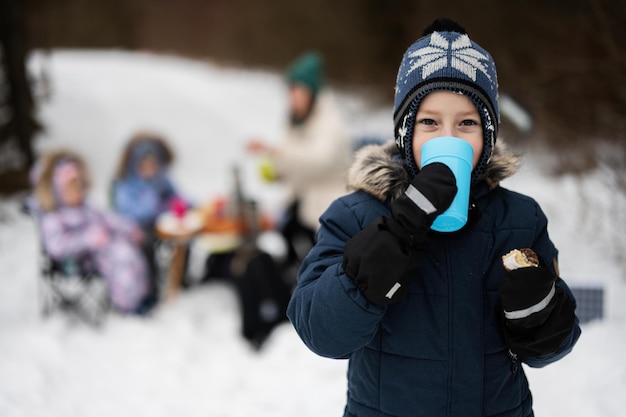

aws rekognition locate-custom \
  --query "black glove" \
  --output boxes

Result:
[500,266,576,357]
[343,163,457,305]
[390,162,458,235]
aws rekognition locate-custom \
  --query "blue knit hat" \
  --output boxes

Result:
[393,19,499,182]
[286,51,324,96]
[129,139,169,177]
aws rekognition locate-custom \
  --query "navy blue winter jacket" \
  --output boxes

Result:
[287,142,581,417]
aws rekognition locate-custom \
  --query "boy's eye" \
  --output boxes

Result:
[460,119,478,126]
[418,118,436,125]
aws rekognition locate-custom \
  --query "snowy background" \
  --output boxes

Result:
[0,50,625,416]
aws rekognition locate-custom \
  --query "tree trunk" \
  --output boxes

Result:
[0,0,40,193]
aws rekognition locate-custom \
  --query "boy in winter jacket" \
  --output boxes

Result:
[287,18,581,417]
[34,150,151,314]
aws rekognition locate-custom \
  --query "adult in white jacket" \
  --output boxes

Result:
[247,51,353,269]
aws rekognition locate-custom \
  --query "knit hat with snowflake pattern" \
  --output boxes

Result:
[393,18,500,182]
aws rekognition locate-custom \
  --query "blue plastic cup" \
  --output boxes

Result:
[420,136,474,232]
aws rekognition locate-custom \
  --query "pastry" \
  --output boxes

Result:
[502,248,539,271]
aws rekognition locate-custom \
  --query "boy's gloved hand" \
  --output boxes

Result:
[500,266,556,323]
[343,162,457,305]
[390,162,457,239]
[500,266,576,357]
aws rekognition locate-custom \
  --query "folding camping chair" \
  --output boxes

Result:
[22,198,111,327]
[36,248,111,327]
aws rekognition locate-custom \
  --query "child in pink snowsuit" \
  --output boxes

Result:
[34,150,151,314]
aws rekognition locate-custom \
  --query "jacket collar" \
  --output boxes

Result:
[347,140,519,203]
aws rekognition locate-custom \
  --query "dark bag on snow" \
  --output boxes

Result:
[232,249,292,349]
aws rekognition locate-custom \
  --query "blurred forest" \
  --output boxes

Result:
[2,0,625,192]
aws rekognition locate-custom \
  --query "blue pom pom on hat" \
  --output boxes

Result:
[393,18,500,182]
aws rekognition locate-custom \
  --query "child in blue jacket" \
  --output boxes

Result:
[112,132,187,293]
[112,132,183,230]
[287,18,581,417]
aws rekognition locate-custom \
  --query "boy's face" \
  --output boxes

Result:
[412,91,484,169]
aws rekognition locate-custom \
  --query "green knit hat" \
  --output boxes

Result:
[286,51,324,95]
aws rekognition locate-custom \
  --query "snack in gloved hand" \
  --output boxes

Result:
[502,248,539,271]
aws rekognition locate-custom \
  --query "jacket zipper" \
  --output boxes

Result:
[508,349,519,374]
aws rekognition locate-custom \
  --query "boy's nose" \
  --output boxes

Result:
[441,125,455,137]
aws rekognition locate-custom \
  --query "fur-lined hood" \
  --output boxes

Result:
[115,131,175,179]
[33,149,91,212]
[347,140,520,202]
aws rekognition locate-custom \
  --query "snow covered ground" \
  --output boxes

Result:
[0,50,625,416]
